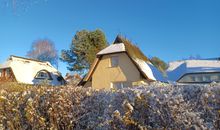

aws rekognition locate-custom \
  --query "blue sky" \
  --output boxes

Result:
[0,0,220,75]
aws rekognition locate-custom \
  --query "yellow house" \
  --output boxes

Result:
[79,36,166,89]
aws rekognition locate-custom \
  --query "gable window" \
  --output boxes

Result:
[178,72,220,83]
[111,82,128,89]
[35,70,52,80]
[110,56,119,67]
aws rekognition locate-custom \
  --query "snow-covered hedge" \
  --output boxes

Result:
[0,83,220,129]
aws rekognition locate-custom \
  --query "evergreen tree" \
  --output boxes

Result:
[61,29,108,73]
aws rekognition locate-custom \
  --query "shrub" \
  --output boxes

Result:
[0,83,220,129]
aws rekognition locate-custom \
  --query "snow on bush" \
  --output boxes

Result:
[0,82,220,129]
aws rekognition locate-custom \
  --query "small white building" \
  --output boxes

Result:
[167,60,220,83]
[0,55,65,85]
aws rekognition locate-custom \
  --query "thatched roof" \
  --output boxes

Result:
[113,35,150,63]
[80,36,166,84]
[0,55,65,85]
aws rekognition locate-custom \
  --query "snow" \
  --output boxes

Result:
[97,43,125,55]
[95,43,166,82]
[166,60,184,72]
[0,56,64,85]
[147,63,167,82]
[167,60,220,81]
[133,58,167,82]
[2,83,220,129]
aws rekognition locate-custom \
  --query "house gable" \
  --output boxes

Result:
[91,52,143,89]
[80,35,166,88]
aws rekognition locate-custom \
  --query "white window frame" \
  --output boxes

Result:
[35,70,52,80]
[111,82,127,89]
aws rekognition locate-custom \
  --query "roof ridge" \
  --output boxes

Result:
[114,36,149,62]
[10,55,48,63]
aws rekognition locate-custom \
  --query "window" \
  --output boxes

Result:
[0,69,2,77]
[5,69,10,77]
[35,70,52,80]
[178,72,220,83]
[110,56,119,67]
[111,82,128,89]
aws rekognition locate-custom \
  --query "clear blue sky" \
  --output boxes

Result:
[0,0,220,75]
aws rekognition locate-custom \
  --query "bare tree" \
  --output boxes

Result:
[27,38,58,68]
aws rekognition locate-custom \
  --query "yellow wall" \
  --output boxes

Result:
[92,53,143,89]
